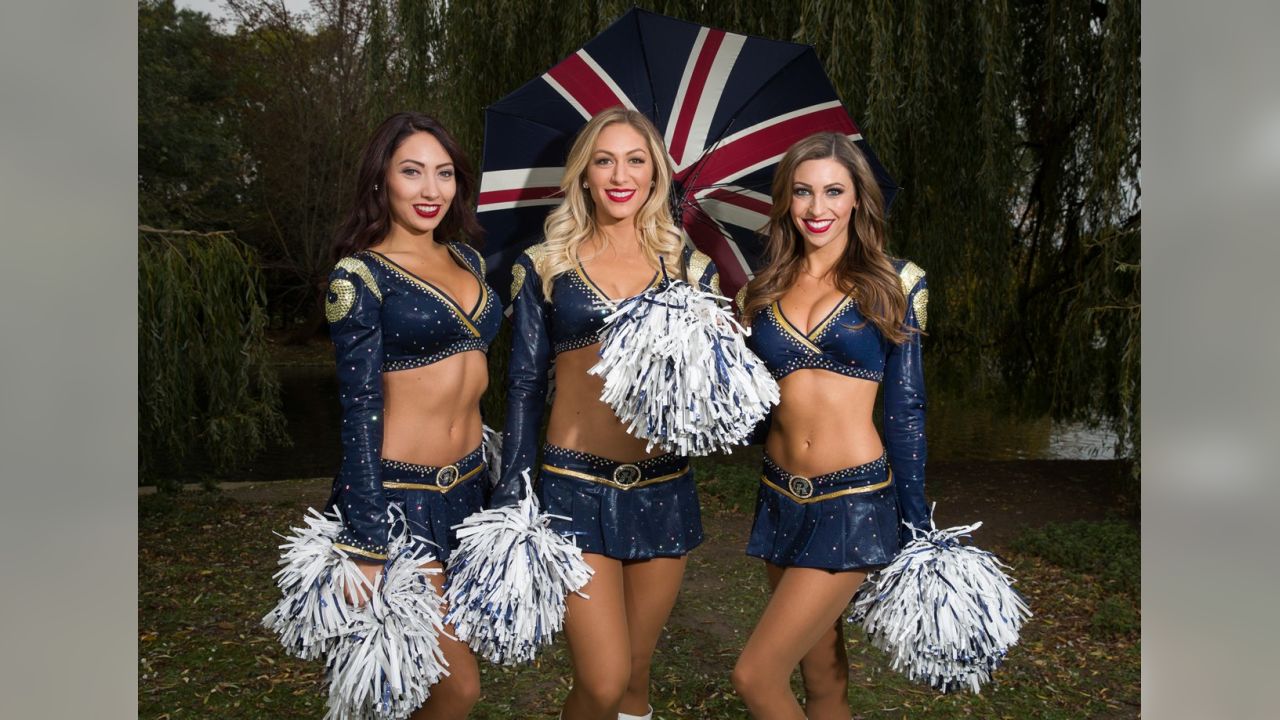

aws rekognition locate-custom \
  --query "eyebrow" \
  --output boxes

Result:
[398,159,454,169]
[792,181,846,188]
[594,148,648,156]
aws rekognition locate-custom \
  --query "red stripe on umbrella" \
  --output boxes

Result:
[668,29,726,165]
[678,105,859,190]
[544,52,628,117]
[478,186,564,207]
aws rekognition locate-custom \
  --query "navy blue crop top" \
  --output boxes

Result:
[490,243,720,507]
[323,242,500,559]
[739,259,931,543]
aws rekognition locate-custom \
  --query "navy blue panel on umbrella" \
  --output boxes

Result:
[476,7,899,303]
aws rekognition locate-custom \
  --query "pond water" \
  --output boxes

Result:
[191,364,1118,482]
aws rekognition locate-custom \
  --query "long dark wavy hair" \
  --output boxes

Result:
[331,112,484,263]
[742,132,910,344]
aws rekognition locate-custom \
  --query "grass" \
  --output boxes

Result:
[139,478,1140,719]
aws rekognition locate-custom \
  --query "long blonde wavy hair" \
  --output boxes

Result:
[742,132,910,344]
[536,107,686,297]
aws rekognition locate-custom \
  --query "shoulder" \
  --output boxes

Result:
[890,258,929,330]
[520,241,551,268]
[327,253,383,322]
[683,246,715,279]
[450,241,486,275]
[890,258,927,296]
[330,252,383,301]
[511,242,551,298]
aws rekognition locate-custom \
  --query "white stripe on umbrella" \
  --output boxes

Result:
[665,27,747,172]
[477,167,565,213]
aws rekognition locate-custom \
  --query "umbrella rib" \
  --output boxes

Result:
[632,10,662,121]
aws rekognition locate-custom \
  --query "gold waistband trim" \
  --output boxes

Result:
[383,463,484,492]
[333,543,388,560]
[542,463,689,490]
[760,469,893,505]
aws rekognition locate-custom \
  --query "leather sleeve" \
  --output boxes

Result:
[491,252,551,507]
[883,272,930,545]
[324,259,390,559]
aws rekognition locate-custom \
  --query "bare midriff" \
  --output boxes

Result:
[379,350,489,466]
[545,343,669,462]
[764,369,884,477]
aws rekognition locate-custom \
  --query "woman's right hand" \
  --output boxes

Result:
[344,559,383,607]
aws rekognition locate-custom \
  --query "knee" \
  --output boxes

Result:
[576,659,632,711]
[436,661,482,709]
[731,657,761,701]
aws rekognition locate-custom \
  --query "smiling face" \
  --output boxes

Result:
[789,157,859,251]
[584,122,655,225]
[385,131,456,238]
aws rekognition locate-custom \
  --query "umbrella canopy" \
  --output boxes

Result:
[478,7,898,301]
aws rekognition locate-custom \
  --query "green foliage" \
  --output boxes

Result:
[139,228,288,485]
[1012,519,1139,597]
[1013,518,1139,638]
[138,0,247,229]
[1091,593,1140,637]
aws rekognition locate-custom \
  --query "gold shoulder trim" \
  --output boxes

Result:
[710,273,722,295]
[522,242,550,264]
[897,261,928,331]
[897,261,926,296]
[335,256,382,302]
[325,278,357,322]
[521,242,551,280]
[510,263,526,299]
[914,288,929,331]
[685,249,712,285]
[734,284,749,315]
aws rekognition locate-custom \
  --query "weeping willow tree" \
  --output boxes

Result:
[139,227,288,486]
[161,0,1137,463]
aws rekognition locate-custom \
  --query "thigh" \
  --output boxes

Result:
[741,565,865,674]
[424,561,479,677]
[764,563,848,673]
[621,556,688,660]
[564,553,631,677]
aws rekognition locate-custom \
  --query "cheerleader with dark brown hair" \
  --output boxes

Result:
[731,132,930,719]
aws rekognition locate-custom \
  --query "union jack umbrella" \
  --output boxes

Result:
[478,7,898,301]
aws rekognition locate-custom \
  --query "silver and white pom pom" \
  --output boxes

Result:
[263,508,450,719]
[589,276,779,456]
[443,471,594,665]
[261,507,372,660]
[849,515,1032,694]
[324,542,449,720]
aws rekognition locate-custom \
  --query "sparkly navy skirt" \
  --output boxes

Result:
[380,445,488,562]
[746,453,901,571]
[537,444,703,560]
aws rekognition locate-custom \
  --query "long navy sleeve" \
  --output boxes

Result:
[324,257,390,559]
[491,252,551,507]
[883,264,930,545]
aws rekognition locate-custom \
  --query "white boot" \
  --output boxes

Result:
[618,707,653,720]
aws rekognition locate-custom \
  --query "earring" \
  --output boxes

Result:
[650,181,655,187]
[373,183,380,191]
[582,182,589,189]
